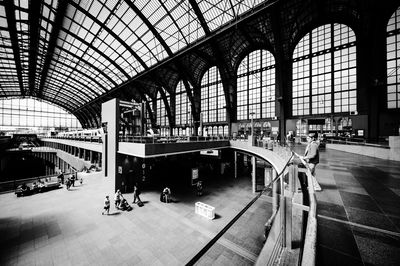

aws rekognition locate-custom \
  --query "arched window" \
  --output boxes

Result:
[292,23,357,116]
[201,66,226,123]
[237,49,276,120]
[156,89,170,128]
[387,7,400,109]
[175,80,191,126]
[0,98,82,130]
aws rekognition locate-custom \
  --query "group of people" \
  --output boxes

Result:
[64,173,83,190]
[102,184,143,215]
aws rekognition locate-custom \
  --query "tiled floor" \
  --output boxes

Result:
[310,147,400,266]
[1,146,399,265]
[0,169,268,266]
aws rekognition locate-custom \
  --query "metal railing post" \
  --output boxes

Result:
[280,172,286,248]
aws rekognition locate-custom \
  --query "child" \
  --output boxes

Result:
[102,196,110,215]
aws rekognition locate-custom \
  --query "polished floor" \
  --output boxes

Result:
[0,146,399,265]
[310,147,400,266]
[0,169,268,266]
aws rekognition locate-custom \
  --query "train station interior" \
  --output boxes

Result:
[0,0,400,265]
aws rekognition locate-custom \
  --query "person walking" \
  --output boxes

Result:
[65,178,71,190]
[60,173,64,184]
[132,184,142,204]
[102,196,110,215]
[301,133,322,191]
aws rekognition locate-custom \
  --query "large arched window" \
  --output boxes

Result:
[175,80,191,126]
[156,89,170,127]
[0,98,82,130]
[200,66,226,123]
[292,23,357,116]
[237,49,276,120]
[387,7,400,109]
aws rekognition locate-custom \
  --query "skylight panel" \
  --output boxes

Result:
[87,0,103,21]
[198,0,234,31]
[156,14,185,53]
[111,19,125,36]
[144,1,166,26]
[169,2,204,44]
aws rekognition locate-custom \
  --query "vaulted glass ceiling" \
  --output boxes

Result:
[0,0,266,114]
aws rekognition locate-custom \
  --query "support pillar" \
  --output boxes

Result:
[264,166,272,187]
[252,156,256,193]
[272,169,278,213]
[102,98,120,191]
[285,164,296,248]
[234,151,237,179]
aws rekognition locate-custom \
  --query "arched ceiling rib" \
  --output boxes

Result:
[2,0,25,96]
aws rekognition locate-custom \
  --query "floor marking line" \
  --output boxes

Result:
[318,214,400,237]
[218,238,258,262]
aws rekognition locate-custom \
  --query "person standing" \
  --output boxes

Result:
[71,173,76,187]
[102,196,110,215]
[196,181,203,196]
[132,184,142,204]
[114,189,122,208]
[286,131,294,148]
[301,133,322,191]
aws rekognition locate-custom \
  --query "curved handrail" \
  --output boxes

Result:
[268,152,294,188]
[229,140,289,175]
[187,151,294,266]
[293,151,317,266]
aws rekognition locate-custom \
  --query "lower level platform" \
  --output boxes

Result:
[0,145,399,265]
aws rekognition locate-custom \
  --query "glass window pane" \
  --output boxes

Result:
[387,7,400,109]
[0,98,82,131]
[292,23,357,115]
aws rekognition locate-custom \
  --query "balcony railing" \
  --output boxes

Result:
[118,134,229,144]
[42,136,103,143]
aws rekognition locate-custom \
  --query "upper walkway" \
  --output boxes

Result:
[306,146,400,265]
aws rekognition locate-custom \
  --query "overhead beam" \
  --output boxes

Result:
[69,0,149,70]
[4,0,25,96]
[48,60,103,97]
[52,44,118,88]
[59,27,130,80]
[38,0,69,97]
[44,88,88,108]
[28,0,41,95]
[74,0,277,113]
[188,0,211,35]
[158,0,188,44]
[124,0,173,56]
[46,66,101,100]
